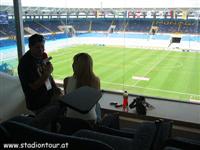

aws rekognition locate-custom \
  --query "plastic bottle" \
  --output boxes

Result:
[123,91,128,111]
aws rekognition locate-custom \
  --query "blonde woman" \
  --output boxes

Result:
[63,53,101,122]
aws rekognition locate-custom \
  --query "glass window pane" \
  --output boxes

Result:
[0,0,18,76]
[19,0,200,103]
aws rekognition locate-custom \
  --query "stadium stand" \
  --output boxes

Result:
[1,19,200,39]
[1,19,199,49]
[92,19,112,31]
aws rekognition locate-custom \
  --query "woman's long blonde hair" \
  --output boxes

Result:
[73,53,98,88]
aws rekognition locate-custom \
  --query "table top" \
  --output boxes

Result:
[99,91,200,126]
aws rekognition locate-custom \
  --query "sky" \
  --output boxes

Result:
[1,0,200,8]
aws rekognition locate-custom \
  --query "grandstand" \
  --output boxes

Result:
[0,6,200,50]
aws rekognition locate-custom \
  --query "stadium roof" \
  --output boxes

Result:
[1,0,200,9]
[1,5,199,17]
[1,0,199,17]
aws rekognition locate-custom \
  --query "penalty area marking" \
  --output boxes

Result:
[132,76,150,81]
[189,99,200,103]
[189,96,200,103]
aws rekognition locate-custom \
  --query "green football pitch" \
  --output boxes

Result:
[49,44,200,102]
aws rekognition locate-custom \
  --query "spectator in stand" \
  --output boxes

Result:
[63,53,101,123]
[18,34,64,130]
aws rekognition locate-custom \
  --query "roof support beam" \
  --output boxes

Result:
[13,0,25,59]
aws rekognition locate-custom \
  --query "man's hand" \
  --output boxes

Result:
[43,63,53,77]
[30,63,54,90]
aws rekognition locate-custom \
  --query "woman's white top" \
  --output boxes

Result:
[65,76,97,121]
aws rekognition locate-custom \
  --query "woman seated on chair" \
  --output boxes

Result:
[63,53,101,123]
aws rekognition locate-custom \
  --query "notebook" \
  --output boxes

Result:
[60,86,102,113]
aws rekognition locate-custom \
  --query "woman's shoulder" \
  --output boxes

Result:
[64,76,77,86]
[96,76,100,81]
[93,76,100,89]
[63,77,69,82]
[94,76,100,83]
[64,76,74,82]
[64,76,77,93]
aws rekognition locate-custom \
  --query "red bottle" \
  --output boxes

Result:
[123,91,128,110]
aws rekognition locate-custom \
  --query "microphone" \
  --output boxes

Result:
[42,52,53,90]
[42,52,52,64]
[43,56,52,64]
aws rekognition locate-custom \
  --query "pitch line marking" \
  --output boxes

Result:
[132,76,150,81]
[101,80,200,97]
[53,73,200,97]
[133,51,171,87]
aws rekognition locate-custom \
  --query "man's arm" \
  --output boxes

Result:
[63,77,69,95]
[50,76,62,96]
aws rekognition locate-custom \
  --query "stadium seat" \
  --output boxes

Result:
[0,124,10,143]
[163,137,200,150]
[58,117,93,135]
[94,119,173,150]
[1,120,113,150]
[74,122,157,150]
[151,120,173,150]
